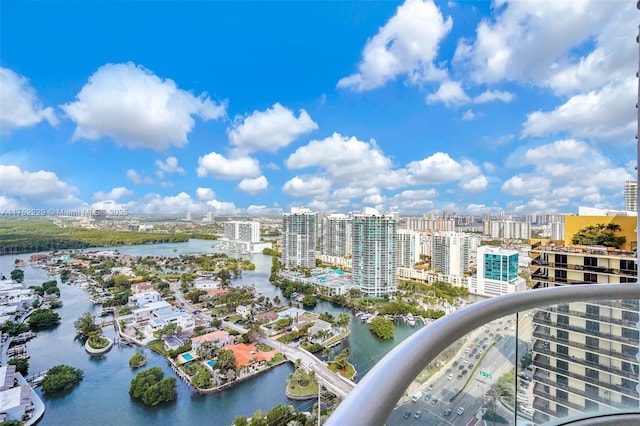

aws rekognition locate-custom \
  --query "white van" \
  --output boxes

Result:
[411,391,423,402]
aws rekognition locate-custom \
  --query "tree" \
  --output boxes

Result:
[129,353,148,368]
[42,365,83,393]
[28,309,61,330]
[74,311,101,338]
[8,358,29,375]
[318,312,335,323]
[233,416,249,426]
[368,316,394,340]
[302,294,317,307]
[192,370,212,388]
[129,366,178,406]
[10,269,24,283]
[336,313,350,328]
[217,349,236,370]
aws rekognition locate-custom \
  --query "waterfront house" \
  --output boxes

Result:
[128,291,161,308]
[131,300,172,322]
[194,277,220,291]
[191,330,234,351]
[225,343,278,369]
[145,309,195,335]
[308,319,333,342]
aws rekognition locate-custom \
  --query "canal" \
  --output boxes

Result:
[0,239,427,424]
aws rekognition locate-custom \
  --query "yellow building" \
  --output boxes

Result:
[563,215,636,252]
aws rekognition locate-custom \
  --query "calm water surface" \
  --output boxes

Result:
[0,239,425,425]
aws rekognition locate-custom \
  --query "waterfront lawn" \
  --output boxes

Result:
[147,339,168,355]
[287,369,318,397]
[265,352,284,367]
[327,362,356,380]
[87,335,111,349]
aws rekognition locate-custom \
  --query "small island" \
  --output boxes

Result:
[129,366,178,406]
[129,352,148,368]
[42,365,84,394]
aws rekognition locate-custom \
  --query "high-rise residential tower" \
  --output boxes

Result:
[529,214,639,422]
[321,213,352,257]
[281,207,317,269]
[624,180,638,212]
[431,232,471,277]
[351,208,398,297]
[396,229,421,268]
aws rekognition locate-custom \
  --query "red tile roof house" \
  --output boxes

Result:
[225,343,278,371]
[191,330,235,352]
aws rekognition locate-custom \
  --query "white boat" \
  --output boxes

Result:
[406,313,416,326]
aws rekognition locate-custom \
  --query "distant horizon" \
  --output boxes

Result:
[1,1,636,217]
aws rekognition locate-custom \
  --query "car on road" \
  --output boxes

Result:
[428,384,434,391]
[468,363,474,369]
[414,411,422,419]
[443,408,452,416]
[457,407,465,415]
[403,410,411,419]
[424,393,431,401]
[431,398,438,405]
[448,374,454,380]
[462,369,468,375]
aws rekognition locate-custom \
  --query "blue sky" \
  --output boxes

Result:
[0,0,637,217]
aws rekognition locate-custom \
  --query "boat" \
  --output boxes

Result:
[406,313,416,327]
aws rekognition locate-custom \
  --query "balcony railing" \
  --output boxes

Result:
[325,283,640,426]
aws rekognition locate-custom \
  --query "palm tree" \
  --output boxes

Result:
[605,223,622,232]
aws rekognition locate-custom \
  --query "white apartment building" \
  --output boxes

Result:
[351,208,398,297]
[483,219,532,239]
[397,229,421,268]
[624,180,637,212]
[282,207,317,269]
[431,232,471,277]
[404,216,455,232]
[321,213,352,257]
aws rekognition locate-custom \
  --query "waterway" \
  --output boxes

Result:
[0,239,428,424]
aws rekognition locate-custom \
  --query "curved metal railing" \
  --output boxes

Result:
[325,283,640,426]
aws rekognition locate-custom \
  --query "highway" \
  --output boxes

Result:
[388,312,533,425]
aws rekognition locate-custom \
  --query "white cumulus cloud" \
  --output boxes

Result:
[282,175,331,198]
[228,103,318,154]
[408,152,480,184]
[62,62,226,150]
[196,152,261,180]
[337,0,452,91]
[0,165,82,208]
[0,67,58,135]
[237,175,268,195]
[93,187,134,201]
[155,157,185,174]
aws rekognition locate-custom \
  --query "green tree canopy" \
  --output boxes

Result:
[216,349,236,370]
[42,365,83,393]
[129,366,178,406]
[28,309,61,330]
[368,316,395,340]
[74,311,101,337]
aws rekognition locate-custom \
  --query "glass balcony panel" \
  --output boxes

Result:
[326,286,640,426]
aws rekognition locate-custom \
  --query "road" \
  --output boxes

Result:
[389,312,533,425]
[170,281,355,398]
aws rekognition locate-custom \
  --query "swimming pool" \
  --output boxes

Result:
[183,353,194,361]
[206,360,217,368]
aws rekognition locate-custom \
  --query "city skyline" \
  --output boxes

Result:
[1,1,637,217]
